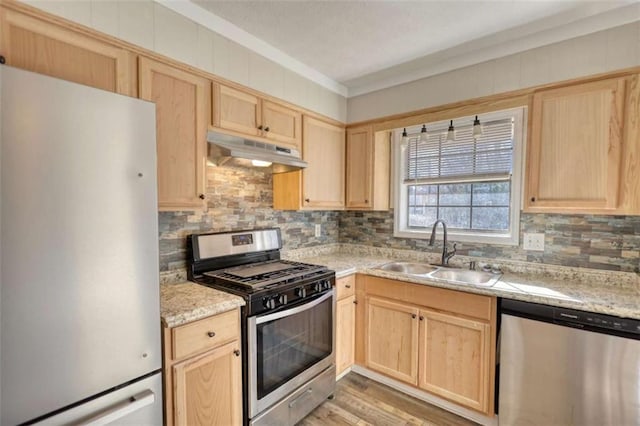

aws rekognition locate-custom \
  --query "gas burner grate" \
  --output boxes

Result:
[203,260,327,289]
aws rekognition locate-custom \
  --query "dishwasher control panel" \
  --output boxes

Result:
[502,299,640,338]
[554,308,640,334]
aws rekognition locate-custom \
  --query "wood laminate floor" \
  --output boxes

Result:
[298,373,480,426]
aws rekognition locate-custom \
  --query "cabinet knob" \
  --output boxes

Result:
[305,198,310,203]
[199,194,205,200]
[264,126,270,132]
[411,314,417,319]
[365,199,369,203]
[258,125,263,130]
[206,331,216,338]
[419,316,424,321]
[353,300,358,305]
[344,284,351,289]
[0,56,5,64]
[531,197,536,202]
[234,349,240,357]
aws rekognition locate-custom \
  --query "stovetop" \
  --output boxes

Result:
[202,259,328,290]
[188,228,336,316]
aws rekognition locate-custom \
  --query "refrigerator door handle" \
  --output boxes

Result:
[76,389,156,426]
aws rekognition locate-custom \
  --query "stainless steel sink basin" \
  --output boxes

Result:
[429,268,500,286]
[377,262,437,275]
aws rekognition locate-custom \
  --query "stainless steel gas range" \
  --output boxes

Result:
[187,228,336,425]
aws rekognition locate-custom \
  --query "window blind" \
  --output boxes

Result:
[405,118,514,184]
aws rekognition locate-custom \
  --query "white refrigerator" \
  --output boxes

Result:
[0,66,163,425]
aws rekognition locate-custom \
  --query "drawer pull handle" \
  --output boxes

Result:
[206,331,216,338]
[344,284,351,288]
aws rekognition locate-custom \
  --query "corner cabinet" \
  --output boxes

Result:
[525,74,640,215]
[360,275,497,415]
[138,57,208,211]
[212,82,302,150]
[163,309,242,426]
[273,116,345,210]
[345,125,390,210]
[0,7,135,96]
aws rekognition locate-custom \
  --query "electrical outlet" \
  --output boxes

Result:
[523,233,545,251]
[315,224,321,237]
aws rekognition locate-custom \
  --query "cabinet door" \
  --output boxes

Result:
[262,100,302,149]
[336,295,356,377]
[139,57,208,210]
[213,83,261,137]
[346,126,373,208]
[418,309,490,414]
[365,296,418,385]
[173,341,242,426]
[0,8,134,95]
[526,78,626,213]
[303,117,345,209]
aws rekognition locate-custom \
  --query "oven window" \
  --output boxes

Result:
[256,295,332,399]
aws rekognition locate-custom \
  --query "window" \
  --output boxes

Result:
[394,108,525,245]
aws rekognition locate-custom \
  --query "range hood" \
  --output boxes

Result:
[207,130,307,173]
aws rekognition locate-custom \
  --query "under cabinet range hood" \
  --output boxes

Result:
[207,130,307,173]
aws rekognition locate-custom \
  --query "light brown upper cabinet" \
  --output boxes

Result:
[525,74,640,215]
[212,82,302,150]
[0,8,135,96]
[346,126,390,210]
[273,116,345,210]
[139,57,208,211]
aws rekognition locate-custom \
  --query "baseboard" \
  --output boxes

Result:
[351,365,498,426]
[335,366,352,381]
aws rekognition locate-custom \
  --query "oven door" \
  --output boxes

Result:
[247,289,335,418]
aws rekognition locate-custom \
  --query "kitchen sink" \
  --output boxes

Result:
[429,268,500,286]
[375,262,501,286]
[377,262,438,275]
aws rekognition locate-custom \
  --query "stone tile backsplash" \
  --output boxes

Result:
[339,210,640,272]
[158,164,640,275]
[158,164,339,272]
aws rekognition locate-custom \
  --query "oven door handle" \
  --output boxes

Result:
[256,290,334,325]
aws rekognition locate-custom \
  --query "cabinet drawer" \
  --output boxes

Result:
[172,309,239,360]
[336,275,355,300]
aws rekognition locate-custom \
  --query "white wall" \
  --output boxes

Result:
[347,21,640,123]
[21,0,348,122]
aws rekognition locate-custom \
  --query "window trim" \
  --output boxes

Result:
[393,107,526,246]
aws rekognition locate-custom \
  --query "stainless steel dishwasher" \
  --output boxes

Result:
[499,299,640,426]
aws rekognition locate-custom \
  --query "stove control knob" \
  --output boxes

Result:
[263,297,276,310]
[313,282,322,293]
[324,280,332,290]
[295,287,307,298]
[277,294,287,305]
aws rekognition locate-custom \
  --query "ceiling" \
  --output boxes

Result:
[186,0,638,96]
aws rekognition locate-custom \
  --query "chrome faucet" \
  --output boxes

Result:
[429,220,456,266]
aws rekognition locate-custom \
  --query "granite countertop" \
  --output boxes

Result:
[286,248,640,320]
[160,282,245,328]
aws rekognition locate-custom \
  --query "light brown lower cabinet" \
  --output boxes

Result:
[173,341,242,426]
[418,309,491,413]
[359,276,496,415]
[163,308,242,426]
[335,294,356,376]
[335,275,356,377]
[364,296,419,385]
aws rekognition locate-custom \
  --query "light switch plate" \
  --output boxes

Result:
[523,233,545,251]
[315,224,321,237]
